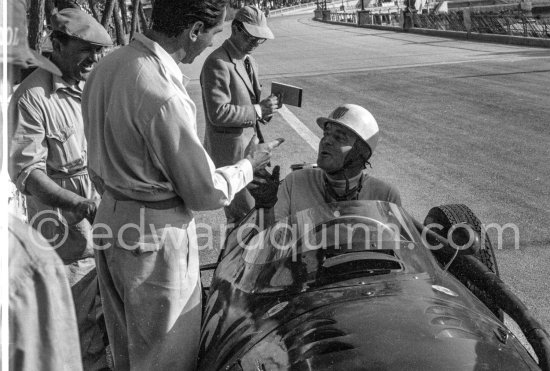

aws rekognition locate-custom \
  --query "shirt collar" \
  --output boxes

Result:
[178,64,191,87]
[133,33,190,86]
[51,73,85,94]
[225,39,248,61]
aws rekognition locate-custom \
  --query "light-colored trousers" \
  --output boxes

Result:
[94,193,202,371]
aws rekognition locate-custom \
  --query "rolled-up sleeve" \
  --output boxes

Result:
[8,95,48,193]
[143,95,253,211]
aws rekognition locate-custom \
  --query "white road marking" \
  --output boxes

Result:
[277,105,319,150]
[259,55,550,81]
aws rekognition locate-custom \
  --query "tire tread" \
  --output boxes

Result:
[424,204,502,319]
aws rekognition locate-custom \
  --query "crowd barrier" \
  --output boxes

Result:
[313,7,550,47]
[269,2,318,16]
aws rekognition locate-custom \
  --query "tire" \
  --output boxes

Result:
[424,204,503,319]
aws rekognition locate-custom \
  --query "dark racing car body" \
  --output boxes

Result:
[198,201,548,371]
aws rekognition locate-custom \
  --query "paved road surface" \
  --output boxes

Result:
[184,14,550,338]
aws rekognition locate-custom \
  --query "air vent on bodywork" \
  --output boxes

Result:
[283,317,354,365]
[301,328,347,344]
[319,250,404,284]
[426,305,493,342]
[283,318,337,345]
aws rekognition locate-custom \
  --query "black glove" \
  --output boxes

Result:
[247,165,280,209]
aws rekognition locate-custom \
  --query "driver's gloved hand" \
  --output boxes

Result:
[247,165,280,209]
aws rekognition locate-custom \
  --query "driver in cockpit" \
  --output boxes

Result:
[249,103,401,221]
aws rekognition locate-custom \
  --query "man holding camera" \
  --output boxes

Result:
[201,5,279,225]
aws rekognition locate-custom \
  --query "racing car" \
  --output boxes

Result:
[198,200,550,370]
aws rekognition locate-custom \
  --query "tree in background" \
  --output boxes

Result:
[27,0,314,51]
[26,0,151,50]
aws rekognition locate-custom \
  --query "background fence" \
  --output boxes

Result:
[317,8,550,38]
[412,12,467,31]
[470,13,550,37]
[329,11,358,23]
[269,1,318,16]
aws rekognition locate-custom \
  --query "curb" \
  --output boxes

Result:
[315,18,550,48]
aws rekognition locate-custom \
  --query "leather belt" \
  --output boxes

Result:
[105,186,184,210]
[49,167,88,179]
[210,126,244,134]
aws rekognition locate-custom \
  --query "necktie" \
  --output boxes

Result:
[244,57,253,83]
[244,57,264,143]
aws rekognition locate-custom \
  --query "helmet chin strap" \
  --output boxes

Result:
[325,141,370,178]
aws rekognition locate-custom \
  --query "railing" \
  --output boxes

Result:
[330,11,358,23]
[269,1,318,16]
[411,12,467,31]
[470,14,550,37]
[318,8,550,39]
[410,12,550,37]
[361,12,401,27]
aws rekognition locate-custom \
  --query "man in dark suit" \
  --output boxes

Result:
[201,5,279,225]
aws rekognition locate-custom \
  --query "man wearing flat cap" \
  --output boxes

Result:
[201,5,279,225]
[8,7,112,370]
[5,0,83,370]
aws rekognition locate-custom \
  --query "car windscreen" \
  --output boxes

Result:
[228,201,436,294]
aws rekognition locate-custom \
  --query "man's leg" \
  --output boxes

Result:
[95,196,202,370]
[93,194,129,370]
[104,226,201,370]
[95,247,129,370]
[65,258,109,371]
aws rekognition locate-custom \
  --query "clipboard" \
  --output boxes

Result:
[271,82,303,108]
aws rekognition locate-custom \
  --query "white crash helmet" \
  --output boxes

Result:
[316,104,380,155]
